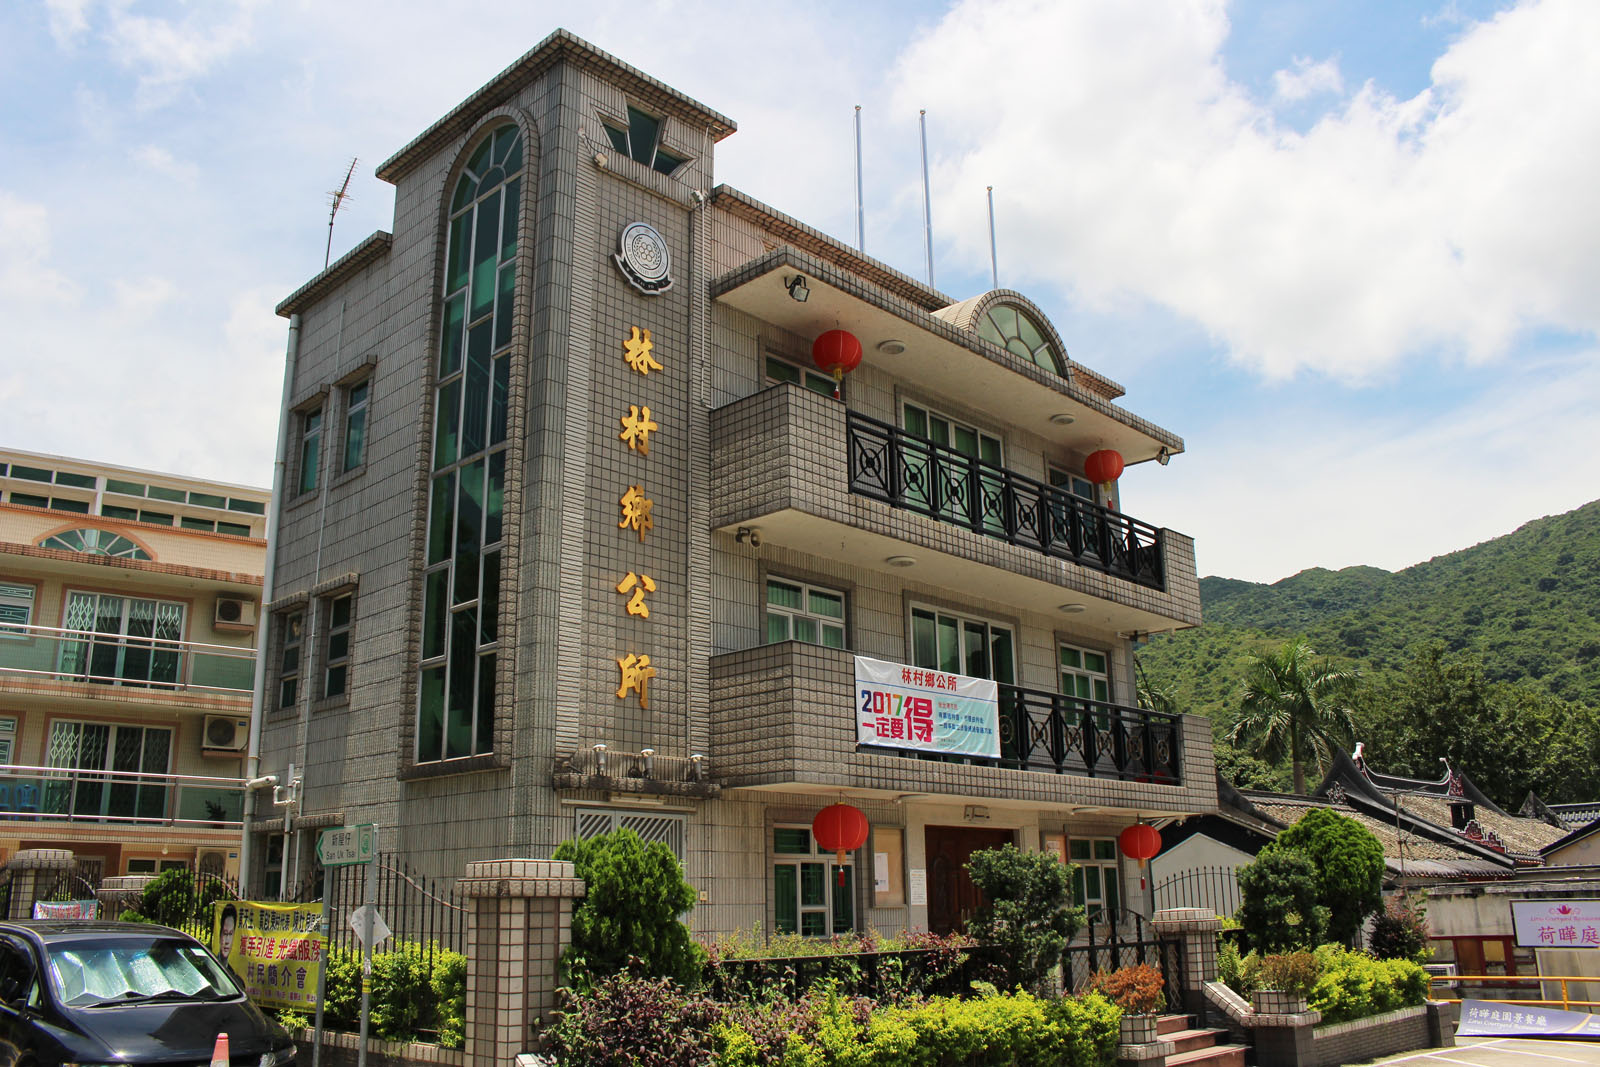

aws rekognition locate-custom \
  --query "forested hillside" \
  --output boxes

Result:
[1140,498,1600,718]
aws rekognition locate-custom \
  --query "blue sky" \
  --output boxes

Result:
[2,0,1596,584]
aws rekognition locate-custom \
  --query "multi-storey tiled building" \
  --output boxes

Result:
[0,448,267,883]
[258,29,1213,936]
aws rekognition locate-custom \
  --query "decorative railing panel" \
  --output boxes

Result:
[992,683,1181,783]
[847,411,1165,590]
[0,623,255,694]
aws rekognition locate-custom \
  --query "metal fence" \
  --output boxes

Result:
[1152,864,1242,921]
[314,853,467,976]
[1062,913,1186,1013]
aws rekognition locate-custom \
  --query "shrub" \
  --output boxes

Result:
[1088,963,1165,1015]
[1236,849,1327,952]
[553,828,703,988]
[1256,952,1318,997]
[319,941,463,1045]
[964,844,1082,992]
[431,948,467,1049]
[119,869,237,932]
[1273,809,1385,945]
[546,972,727,1067]
[1369,894,1432,963]
[1308,944,1429,1024]
[1217,940,1253,997]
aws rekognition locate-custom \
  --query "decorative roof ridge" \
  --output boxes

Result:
[275,231,393,318]
[377,28,735,184]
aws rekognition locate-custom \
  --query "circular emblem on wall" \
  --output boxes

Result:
[615,221,674,294]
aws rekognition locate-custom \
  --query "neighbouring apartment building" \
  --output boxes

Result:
[0,448,267,884]
[256,28,1213,937]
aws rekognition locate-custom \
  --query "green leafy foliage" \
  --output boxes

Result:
[1236,849,1327,953]
[546,972,728,1067]
[1308,944,1429,1024]
[118,869,236,934]
[1273,808,1384,945]
[964,844,1083,992]
[317,941,464,1048]
[1368,895,1432,964]
[1229,638,1357,794]
[553,828,704,988]
[1256,951,1319,996]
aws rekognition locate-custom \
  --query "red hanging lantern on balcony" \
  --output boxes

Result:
[1118,822,1161,862]
[1084,449,1125,492]
[812,329,863,399]
[813,802,870,883]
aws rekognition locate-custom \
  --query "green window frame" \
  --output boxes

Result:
[323,594,353,700]
[765,355,838,398]
[343,380,370,472]
[418,123,522,764]
[1059,644,1109,704]
[909,605,1014,685]
[38,529,150,561]
[277,610,303,711]
[298,407,323,495]
[603,106,687,175]
[1068,838,1120,922]
[977,302,1064,376]
[772,826,855,937]
[0,583,34,638]
[765,579,845,649]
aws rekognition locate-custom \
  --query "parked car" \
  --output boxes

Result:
[0,920,297,1065]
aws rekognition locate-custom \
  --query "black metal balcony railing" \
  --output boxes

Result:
[847,412,1165,590]
[894,683,1179,782]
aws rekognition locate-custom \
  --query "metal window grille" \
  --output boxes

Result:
[575,808,685,860]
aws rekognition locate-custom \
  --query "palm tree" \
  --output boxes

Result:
[1229,637,1357,794]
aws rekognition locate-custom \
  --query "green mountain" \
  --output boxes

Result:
[1138,498,1600,720]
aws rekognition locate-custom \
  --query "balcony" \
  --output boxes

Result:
[0,623,254,706]
[709,643,1215,814]
[847,411,1164,590]
[711,386,1200,631]
[0,765,244,827]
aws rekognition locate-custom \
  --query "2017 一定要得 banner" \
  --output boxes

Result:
[855,655,1000,759]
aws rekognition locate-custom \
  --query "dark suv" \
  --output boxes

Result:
[0,920,297,1065]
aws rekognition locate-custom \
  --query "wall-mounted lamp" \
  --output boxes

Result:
[593,743,608,775]
[735,526,762,547]
[1156,447,1171,466]
[786,275,810,303]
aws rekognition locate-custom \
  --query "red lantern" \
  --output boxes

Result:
[1118,823,1161,862]
[812,330,864,398]
[1084,449,1125,491]
[813,803,870,883]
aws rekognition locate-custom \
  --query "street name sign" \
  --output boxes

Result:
[317,823,376,867]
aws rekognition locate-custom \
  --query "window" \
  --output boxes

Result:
[900,403,1003,533]
[277,611,304,710]
[603,106,686,175]
[909,605,1014,685]
[420,123,521,763]
[298,407,323,495]
[323,594,352,699]
[0,716,15,763]
[765,579,845,649]
[773,826,855,936]
[1068,838,1120,922]
[43,720,172,820]
[58,592,183,686]
[0,583,34,637]
[1048,466,1097,504]
[261,833,286,900]
[574,808,685,860]
[38,529,150,561]
[343,380,370,472]
[766,355,837,398]
[977,302,1064,376]
[1059,644,1109,704]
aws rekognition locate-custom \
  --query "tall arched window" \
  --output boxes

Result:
[978,303,1064,377]
[418,124,522,764]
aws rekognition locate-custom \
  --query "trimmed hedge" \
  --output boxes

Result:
[1308,944,1429,1024]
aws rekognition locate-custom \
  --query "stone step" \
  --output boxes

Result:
[1166,1043,1248,1067]
[1162,1028,1232,1056]
[1157,1013,1193,1036]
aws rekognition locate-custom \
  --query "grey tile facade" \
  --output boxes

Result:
[260,28,1213,936]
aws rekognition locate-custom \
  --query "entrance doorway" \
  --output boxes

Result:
[925,826,1014,934]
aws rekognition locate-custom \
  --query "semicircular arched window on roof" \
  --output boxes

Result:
[39,529,150,560]
[977,302,1064,376]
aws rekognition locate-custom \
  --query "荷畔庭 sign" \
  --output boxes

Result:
[1511,898,1600,948]
[855,656,1000,759]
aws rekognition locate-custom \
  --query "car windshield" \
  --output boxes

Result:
[45,936,242,1007]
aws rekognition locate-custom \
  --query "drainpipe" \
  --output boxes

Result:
[241,312,300,891]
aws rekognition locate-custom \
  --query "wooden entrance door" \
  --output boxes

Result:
[925,826,1014,934]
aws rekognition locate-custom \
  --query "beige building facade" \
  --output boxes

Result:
[258,29,1213,938]
[0,448,267,883]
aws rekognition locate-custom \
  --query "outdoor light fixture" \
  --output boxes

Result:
[877,339,907,355]
[786,274,810,302]
[885,555,917,567]
[1049,412,1076,426]
[1156,447,1171,466]
[1058,603,1087,614]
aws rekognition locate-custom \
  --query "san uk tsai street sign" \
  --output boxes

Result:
[317,824,376,867]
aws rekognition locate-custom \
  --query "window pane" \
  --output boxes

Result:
[1068,840,1090,860]
[486,450,505,544]
[446,607,477,760]
[990,628,1014,686]
[804,372,835,396]
[766,358,799,384]
[911,610,937,669]
[423,570,448,660]
[1093,840,1116,860]
[964,621,988,679]
[439,295,465,376]
[774,865,798,934]
[428,473,455,566]
[1084,866,1102,900]
[493,264,515,350]
[446,217,469,295]
[626,107,660,165]
[480,550,499,645]
[832,865,854,933]
[418,666,445,762]
[937,615,960,675]
[808,591,843,619]
[490,355,509,445]
[470,190,500,322]
[1060,647,1081,669]
[800,912,826,937]
[794,617,818,645]
[454,460,484,605]
[1105,867,1119,911]
[766,613,789,644]
[766,581,801,609]
[800,863,826,907]
[821,625,845,650]
[499,176,519,262]
[1084,652,1106,674]
[476,652,495,755]
[434,381,460,469]
[604,124,629,156]
[901,405,926,438]
[774,828,811,854]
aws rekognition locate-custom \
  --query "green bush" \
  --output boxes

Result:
[119,869,237,933]
[1307,944,1429,1024]
[554,828,703,988]
[431,949,467,1049]
[1273,809,1384,945]
[319,941,463,1046]
[1368,894,1432,963]
[1256,952,1318,997]
[964,844,1082,993]
[1217,940,1252,996]
[1236,849,1327,952]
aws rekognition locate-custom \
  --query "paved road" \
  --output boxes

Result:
[1365,1036,1600,1066]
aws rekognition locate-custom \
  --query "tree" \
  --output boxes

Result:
[1229,637,1357,794]
[965,844,1082,992]
[1273,808,1384,946]
[552,829,703,988]
[1236,849,1326,953]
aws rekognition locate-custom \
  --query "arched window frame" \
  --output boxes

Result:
[38,528,152,561]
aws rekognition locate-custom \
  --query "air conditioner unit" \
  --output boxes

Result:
[202,715,249,755]
[214,596,257,631]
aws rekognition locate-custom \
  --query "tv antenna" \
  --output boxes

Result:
[325,157,358,269]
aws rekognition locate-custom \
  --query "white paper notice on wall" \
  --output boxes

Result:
[908,868,927,907]
[874,852,890,892]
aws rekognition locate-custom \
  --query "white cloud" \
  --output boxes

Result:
[1273,56,1344,102]
[44,0,91,46]
[131,144,198,184]
[0,191,79,307]
[104,0,262,105]
[889,0,1600,382]
[112,276,177,316]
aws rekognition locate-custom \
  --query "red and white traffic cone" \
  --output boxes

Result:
[210,1032,229,1067]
